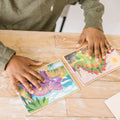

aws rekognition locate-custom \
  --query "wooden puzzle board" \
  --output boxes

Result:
[63,46,120,86]
[18,59,80,115]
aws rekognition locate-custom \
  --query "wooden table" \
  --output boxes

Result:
[0,30,120,120]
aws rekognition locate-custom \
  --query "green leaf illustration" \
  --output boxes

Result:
[43,97,46,103]
[25,97,49,113]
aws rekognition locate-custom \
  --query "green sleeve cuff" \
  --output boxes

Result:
[84,17,103,32]
[0,45,16,70]
[80,0,104,32]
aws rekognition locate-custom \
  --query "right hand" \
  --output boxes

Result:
[6,55,45,95]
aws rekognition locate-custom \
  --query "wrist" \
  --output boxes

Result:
[5,54,16,70]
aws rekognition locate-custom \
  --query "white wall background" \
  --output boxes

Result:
[56,0,120,35]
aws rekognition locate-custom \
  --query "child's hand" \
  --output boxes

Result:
[6,55,45,95]
[76,27,111,60]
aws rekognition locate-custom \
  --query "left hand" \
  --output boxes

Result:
[76,27,111,61]
[6,55,45,95]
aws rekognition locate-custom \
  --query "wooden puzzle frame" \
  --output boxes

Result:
[18,59,80,115]
[62,46,120,86]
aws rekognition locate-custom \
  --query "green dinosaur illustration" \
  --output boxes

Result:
[73,51,106,75]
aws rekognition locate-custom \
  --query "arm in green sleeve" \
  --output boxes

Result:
[79,0,104,31]
[0,42,16,70]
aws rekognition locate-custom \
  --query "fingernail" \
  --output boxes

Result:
[39,87,42,91]
[103,56,106,59]
[89,56,92,59]
[16,92,19,95]
[96,58,99,61]
[31,90,34,94]
[76,44,80,47]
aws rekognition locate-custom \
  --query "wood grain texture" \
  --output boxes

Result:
[0,117,116,120]
[66,98,114,117]
[0,30,120,119]
[0,97,66,117]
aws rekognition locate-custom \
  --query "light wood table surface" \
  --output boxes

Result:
[0,30,120,120]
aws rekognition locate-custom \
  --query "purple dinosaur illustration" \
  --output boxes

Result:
[18,70,63,96]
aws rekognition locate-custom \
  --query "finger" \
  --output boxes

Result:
[28,59,43,66]
[105,40,111,52]
[100,42,106,59]
[19,77,34,94]
[24,72,41,90]
[94,43,100,61]
[88,42,93,59]
[11,77,20,95]
[29,69,45,83]
[76,35,85,48]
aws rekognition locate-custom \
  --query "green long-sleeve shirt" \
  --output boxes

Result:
[0,0,104,70]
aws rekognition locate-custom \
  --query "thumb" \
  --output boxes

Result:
[29,59,43,66]
[76,36,86,48]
